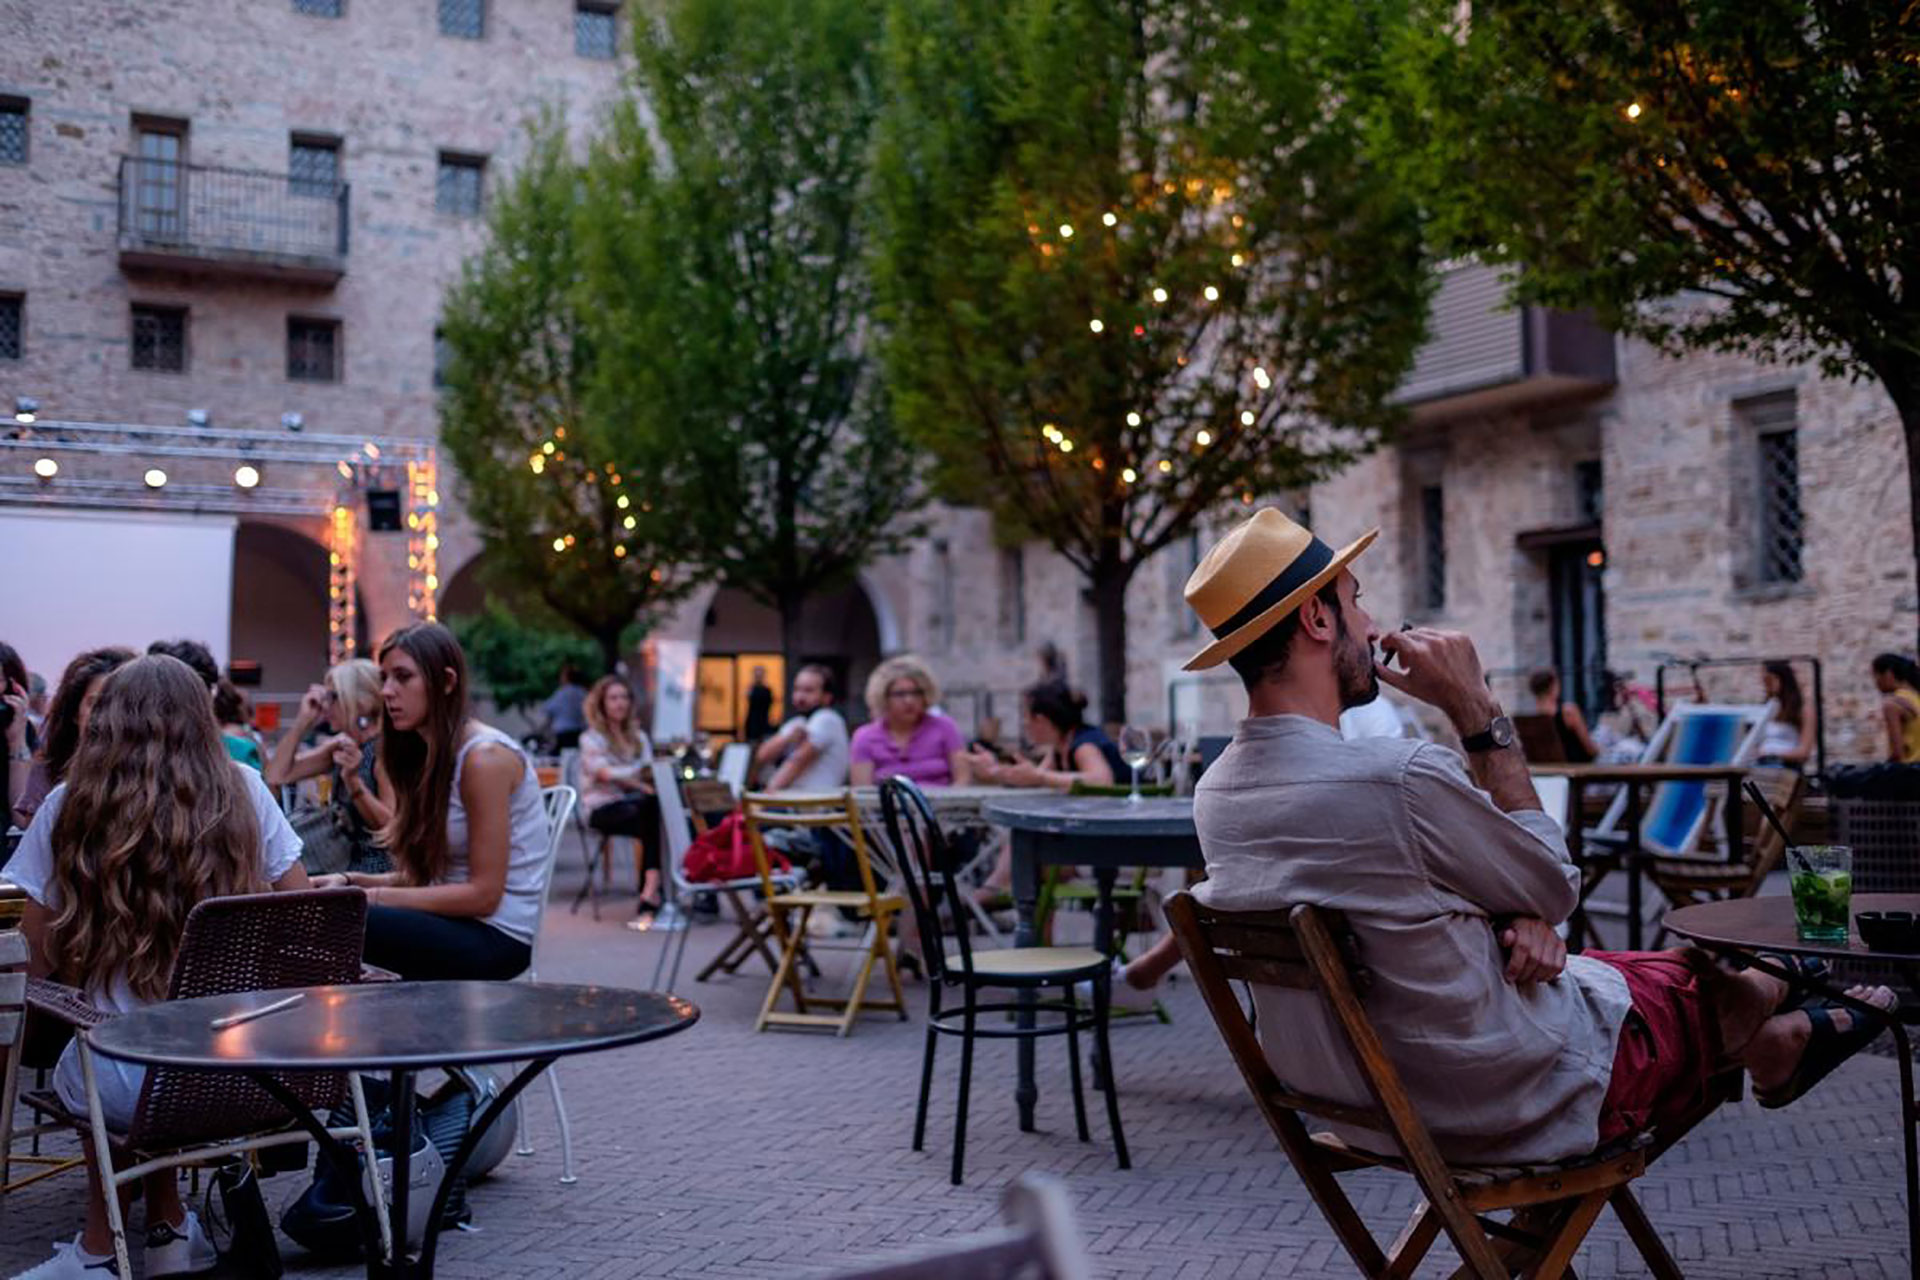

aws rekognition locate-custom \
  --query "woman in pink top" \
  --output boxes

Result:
[849,655,972,787]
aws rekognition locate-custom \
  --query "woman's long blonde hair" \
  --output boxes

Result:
[583,676,640,758]
[865,655,940,722]
[326,658,382,731]
[47,654,267,1002]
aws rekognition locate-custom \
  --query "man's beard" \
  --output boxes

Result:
[1333,613,1379,711]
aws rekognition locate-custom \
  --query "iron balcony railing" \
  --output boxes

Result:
[116,156,349,276]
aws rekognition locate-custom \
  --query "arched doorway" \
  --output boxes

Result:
[229,520,367,695]
[697,582,883,736]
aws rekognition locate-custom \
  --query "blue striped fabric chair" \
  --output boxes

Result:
[1592,701,1774,860]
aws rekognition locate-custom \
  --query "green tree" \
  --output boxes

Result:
[580,0,922,675]
[873,0,1432,723]
[440,121,697,673]
[449,603,604,713]
[1374,0,1920,628]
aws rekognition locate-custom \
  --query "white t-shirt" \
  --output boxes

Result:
[778,707,849,790]
[443,724,550,945]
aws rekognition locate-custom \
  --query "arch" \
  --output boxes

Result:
[697,579,885,733]
[230,520,333,693]
[857,569,903,653]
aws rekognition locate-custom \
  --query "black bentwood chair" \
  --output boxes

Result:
[878,777,1129,1184]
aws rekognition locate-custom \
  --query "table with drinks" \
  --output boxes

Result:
[1666,851,1920,1278]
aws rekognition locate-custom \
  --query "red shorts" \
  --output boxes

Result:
[1586,949,1720,1141]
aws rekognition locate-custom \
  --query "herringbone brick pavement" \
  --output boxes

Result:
[2,843,1910,1278]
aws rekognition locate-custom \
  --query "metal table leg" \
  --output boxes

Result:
[1010,829,1041,1132]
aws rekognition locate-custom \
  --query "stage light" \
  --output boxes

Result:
[143,467,168,489]
[14,397,39,425]
[32,457,56,478]
[234,464,261,489]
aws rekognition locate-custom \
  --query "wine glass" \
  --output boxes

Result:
[1117,726,1153,804]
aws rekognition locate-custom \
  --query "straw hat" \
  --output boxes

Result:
[1181,509,1378,671]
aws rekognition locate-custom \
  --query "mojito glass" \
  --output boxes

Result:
[1788,845,1853,943]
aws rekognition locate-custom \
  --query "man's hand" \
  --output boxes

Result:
[1499,917,1567,986]
[1376,628,1499,732]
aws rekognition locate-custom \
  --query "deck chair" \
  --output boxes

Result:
[25,888,388,1279]
[743,790,909,1036]
[1167,893,1732,1280]
[830,1173,1091,1279]
[1591,700,1774,859]
[1,929,84,1194]
[648,762,806,993]
[1646,766,1803,945]
[716,742,751,797]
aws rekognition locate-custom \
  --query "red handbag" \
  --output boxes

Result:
[684,812,790,883]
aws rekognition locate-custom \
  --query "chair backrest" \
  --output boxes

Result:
[878,777,968,985]
[0,930,25,1056]
[525,785,577,978]
[1529,774,1571,834]
[683,778,737,830]
[1738,765,1803,890]
[1512,713,1568,764]
[559,748,591,833]
[742,789,884,904]
[1602,700,1774,857]
[829,1173,1090,1279]
[716,742,751,797]
[133,887,368,1148]
[651,760,699,893]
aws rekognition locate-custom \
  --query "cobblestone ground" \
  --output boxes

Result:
[2,842,1911,1278]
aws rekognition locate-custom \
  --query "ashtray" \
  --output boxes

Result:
[1855,911,1920,953]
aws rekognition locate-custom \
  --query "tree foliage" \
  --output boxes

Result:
[439,120,698,671]
[449,603,605,713]
[581,0,923,668]
[873,0,1432,721]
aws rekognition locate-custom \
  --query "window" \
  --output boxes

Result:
[1575,459,1604,524]
[293,0,342,14]
[131,305,187,373]
[436,153,484,217]
[132,120,187,240]
[439,0,484,38]
[0,294,21,360]
[0,99,27,166]
[1419,484,1446,612]
[1741,391,1804,585]
[288,316,341,382]
[575,3,617,58]
[289,136,339,198]
[929,540,955,652]
[997,546,1027,647]
[1168,533,1201,638]
[433,327,453,388]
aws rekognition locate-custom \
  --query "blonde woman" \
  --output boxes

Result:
[849,655,970,787]
[578,675,664,922]
[13,654,308,1277]
[265,658,391,869]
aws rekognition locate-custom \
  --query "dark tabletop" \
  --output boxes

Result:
[1665,894,1920,962]
[1532,763,1750,781]
[85,980,699,1072]
[983,795,1196,837]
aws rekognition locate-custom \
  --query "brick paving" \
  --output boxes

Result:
[2,841,1912,1278]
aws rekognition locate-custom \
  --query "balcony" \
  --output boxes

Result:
[1395,262,1614,419]
[117,157,349,286]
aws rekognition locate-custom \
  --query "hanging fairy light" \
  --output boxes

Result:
[405,453,439,621]
[328,503,357,663]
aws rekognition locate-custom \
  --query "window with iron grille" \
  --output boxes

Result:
[1575,459,1604,524]
[289,136,339,199]
[997,546,1027,647]
[433,327,453,389]
[1743,391,1805,584]
[0,295,21,360]
[1419,484,1447,612]
[293,0,342,15]
[436,153,484,217]
[575,3,617,58]
[131,305,187,373]
[288,317,341,383]
[439,0,484,38]
[0,99,27,166]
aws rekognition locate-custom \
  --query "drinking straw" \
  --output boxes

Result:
[1744,780,1798,851]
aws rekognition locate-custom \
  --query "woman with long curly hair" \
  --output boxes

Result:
[11,645,135,828]
[12,653,307,1278]
[577,675,663,924]
[313,622,547,980]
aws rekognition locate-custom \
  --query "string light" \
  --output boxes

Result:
[552,537,567,552]
[1241,410,1255,425]
[1230,253,1245,268]
[1151,287,1168,304]
[406,455,440,621]
[623,515,637,530]
[1625,101,1643,120]
[542,441,556,454]
[1121,467,1137,483]
[614,545,628,558]
[1126,412,1141,427]
[328,504,357,660]
[1253,367,1271,389]
[1058,223,1074,239]
[616,494,630,509]
[1157,459,1173,473]
[1195,430,1212,446]
[1088,319,1104,334]
[529,455,545,474]
[1101,212,1117,227]
[1203,285,1220,302]
[1059,439,1074,453]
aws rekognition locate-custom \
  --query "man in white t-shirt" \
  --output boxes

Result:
[753,664,849,791]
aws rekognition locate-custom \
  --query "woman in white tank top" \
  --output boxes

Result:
[316,623,546,980]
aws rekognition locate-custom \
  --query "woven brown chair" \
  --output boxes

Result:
[1167,893,1734,1279]
[24,887,387,1278]
[1,927,84,1193]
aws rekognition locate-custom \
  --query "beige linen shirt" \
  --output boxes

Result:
[1193,714,1631,1164]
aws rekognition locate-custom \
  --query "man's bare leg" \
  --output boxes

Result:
[1703,962,1900,1097]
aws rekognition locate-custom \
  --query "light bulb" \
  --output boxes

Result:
[1088,319,1104,334]
[1203,285,1220,302]
[1151,287,1168,304]
[32,457,57,478]
[1195,430,1212,446]
[542,441,556,455]
[1102,212,1117,227]
[1157,459,1173,473]
[1241,410,1255,425]
[143,468,168,489]
[1230,253,1245,268]
[623,515,637,530]
[616,494,630,509]
[1121,467,1137,483]
[1059,439,1074,453]
[1126,412,1141,427]
[1058,223,1074,238]
[552,537,567,552]
[233,464,261,489]
[1253,367,1271,389]
[614,545,628,558]
[1625,102,1643,120]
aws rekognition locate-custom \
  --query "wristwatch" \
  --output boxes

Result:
[1460,715,1516,754]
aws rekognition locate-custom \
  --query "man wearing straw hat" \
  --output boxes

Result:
[1183,508,1894,1164]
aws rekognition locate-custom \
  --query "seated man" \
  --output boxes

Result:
[1184,508,1891,1164]
[753,664,849,791]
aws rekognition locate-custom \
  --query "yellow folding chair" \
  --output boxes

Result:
[743,790,909,1036]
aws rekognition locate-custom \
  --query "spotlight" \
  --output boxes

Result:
[143,467,168,489]
[14,396,39,425]
[32,457,57,479]
[186,408,211,428]
[281,412,304,432]
[233,464,261,489]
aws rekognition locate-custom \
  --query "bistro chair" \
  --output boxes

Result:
[716,742,752,797]
[830,1173,1090,1279]
[742,789,908,1036]
[24,888,389,1279]
[879,777,1128,1184]
[648,761,807,994]
[563,748,631,920]
[508,784,580,1184]
[1166,893,1733,1279]
[1,928,85,1194]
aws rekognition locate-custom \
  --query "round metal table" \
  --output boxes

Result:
[86,981,698,1279]
[984,796,1201,1132]
[1665,895,1920,1279]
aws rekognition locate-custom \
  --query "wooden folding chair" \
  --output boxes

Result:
[1167,893,1729,1279]
[743,790,909,1036]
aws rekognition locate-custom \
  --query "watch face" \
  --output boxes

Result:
[1491,716,1516,748]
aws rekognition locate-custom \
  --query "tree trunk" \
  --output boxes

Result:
[1089,562,1131,730]
[593,626,623,680]
[1882,362,1920,654]
[776,588,806,700]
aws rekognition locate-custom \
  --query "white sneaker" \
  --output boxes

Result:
[10,1238,117,1279]
[144,1210,216,1277]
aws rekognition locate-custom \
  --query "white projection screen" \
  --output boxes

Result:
[0,508,236,685]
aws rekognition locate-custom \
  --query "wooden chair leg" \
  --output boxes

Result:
[1384,1202,1443,1280]
[1610,1187,1683,1280]
[837,931,884,1037]
[1522,1190,1609,1280]
[756,905,810,1032]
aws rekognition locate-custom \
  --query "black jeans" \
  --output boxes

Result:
[363,906,530,981]
[588,793,661,872]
